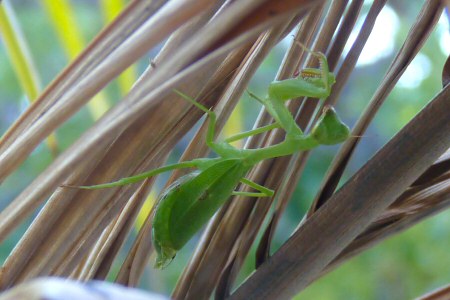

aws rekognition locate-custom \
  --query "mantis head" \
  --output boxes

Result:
[311,106,350,145]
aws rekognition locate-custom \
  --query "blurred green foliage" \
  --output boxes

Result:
[0,1,449,299]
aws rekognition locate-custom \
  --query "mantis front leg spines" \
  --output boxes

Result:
[64,46,349,268]
[260,50,336,138]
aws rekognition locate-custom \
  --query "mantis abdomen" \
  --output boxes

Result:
[152,159,249,268]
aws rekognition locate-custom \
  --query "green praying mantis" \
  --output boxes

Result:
[65,46,350,268]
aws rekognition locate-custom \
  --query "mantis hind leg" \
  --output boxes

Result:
[232,178,274,198]
[63,161,199,189]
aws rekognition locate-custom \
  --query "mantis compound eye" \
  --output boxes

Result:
[311,106,350,145]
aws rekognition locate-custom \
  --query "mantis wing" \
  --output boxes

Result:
[152,159,249,268]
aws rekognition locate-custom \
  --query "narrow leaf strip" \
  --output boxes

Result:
[42,0,110,119]
[0,2,58,155]
[100,0,137,95]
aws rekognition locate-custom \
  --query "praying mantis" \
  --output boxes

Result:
[66,46,350,269]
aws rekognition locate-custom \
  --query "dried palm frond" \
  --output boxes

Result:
[0,1,449,300]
